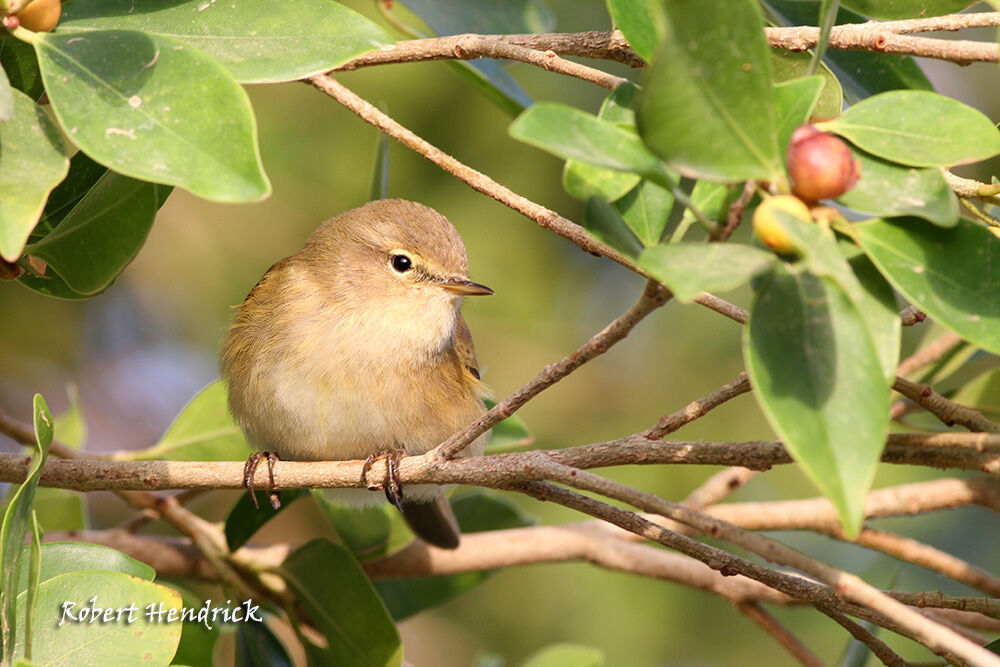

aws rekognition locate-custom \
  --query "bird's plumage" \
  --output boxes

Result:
[220,200,489,548]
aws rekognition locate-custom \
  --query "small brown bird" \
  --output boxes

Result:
[220,199,492,549]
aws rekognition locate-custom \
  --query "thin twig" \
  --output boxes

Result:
[683,467,759,510]
[719,181,757,242]
[645,372,751,439]
[894,376,1000,433]
[899,305,928,327]
[819,607,908,667]
[430,279,670,460]
[766,25,998,64]
[735,602,825,667]
[897,332,965,378]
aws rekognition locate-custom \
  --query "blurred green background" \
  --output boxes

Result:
[2,1,999,664]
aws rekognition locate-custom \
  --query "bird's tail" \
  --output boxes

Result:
[400,494,461,549]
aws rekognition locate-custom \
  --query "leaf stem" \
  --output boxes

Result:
[8,23,36,44]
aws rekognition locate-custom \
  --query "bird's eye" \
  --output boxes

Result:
[390,254,413,273]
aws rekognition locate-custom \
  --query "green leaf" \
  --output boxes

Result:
[744,265,889,537]
[311,492,394,562]
[839,0,974,19]
[1,395,53,666]
[281,539,402,667]
[23,170,168,296]
[821,91,1000,167]
[373,491,535,621]
[774,76,825,155]
[606,0,661,62]
[582,197,644,258]
[35,30,270,203]
[810,0,840,76]
[521,644,606,667]
[170,586,221,667]
[615,180,675,247]
[563,84,643,202]
[397,0,550,116]
[14,570,182,664]
[637,0,782,182]
[766,1,933,102]
[224,490,306,552]
[117,380,251,462]
[770,50,843,120]
[28,152,116,242]
[484,399,534,453]
[30,489,86,532]
[0,64,12,122]
[836,146,958,227]
[60,0,393,84]
[0,89,70,262]
[511,103,661,175]
[951,368,1000,421]
[769,211,900,382]
[855,217,1000,355]
[235,619,293,667]
[16,542,154,593]
[0,40,44,101]
[23,513,40,663]
[638,243,776,303]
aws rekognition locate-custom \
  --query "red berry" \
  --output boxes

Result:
[787,124,861,203]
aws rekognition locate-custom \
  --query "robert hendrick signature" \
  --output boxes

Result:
[58,597,262,631]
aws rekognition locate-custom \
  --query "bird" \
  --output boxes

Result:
[219,199,492,549]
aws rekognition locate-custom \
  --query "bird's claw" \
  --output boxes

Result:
[361,448,406,512]
[244,451,281,510]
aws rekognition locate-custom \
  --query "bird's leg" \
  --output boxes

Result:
[243,451,282,510]
[361,448,407,513]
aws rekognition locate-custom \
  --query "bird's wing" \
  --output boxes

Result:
[454,313,480,380]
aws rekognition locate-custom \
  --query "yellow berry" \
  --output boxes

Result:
[753,195,811,254]
[17,0,61,33]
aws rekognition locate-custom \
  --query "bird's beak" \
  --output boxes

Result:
[439,277,494,296]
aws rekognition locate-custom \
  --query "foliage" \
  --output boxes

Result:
[1,0,999,664]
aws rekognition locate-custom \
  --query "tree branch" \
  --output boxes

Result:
[735,602,825,667]
[894,376,1000,433]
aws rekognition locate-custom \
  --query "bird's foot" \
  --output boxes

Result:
[361,448,406,513]
[244,451,281,510]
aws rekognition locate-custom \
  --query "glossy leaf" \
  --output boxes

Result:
[35,30,270,203]
[766,1,932,102]
[236,619,293,667]
[13,571,182,663]
[639,243,776,303]
[951,369,1000,421]
[0,40,44,101]
[836,146,958,227]
[0,65,12,122]
[521,644,605,667]
[771,51,843,120]
[582,197,643,257]
[30,489,86,532]
[821,91,1000,167]
[839,0,974,19]
[116,380,251,462]
[398,0,548,115]
[171,586,221,667]
[744,265,889,536]
[769,211,900,382]
[1,395,53,666]
[511,103,661,175]
[225,490,306,552]
[0,89,70,262]
[616,180,675,247]
[310,491,393,562]
[606,0,661,62]
[24,171,168,296]
[374,491,535,621]
[811,0,840,76]
[563,84,643,202]
[60,0,393,84]
[28,152,117,242]
[15,542,154,593]
[281,539,402,667]
[855,217,1000,354]
[774,76,824,155]
[484,400,534,453]
[637,0,782,182]
[23,513,40,664]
